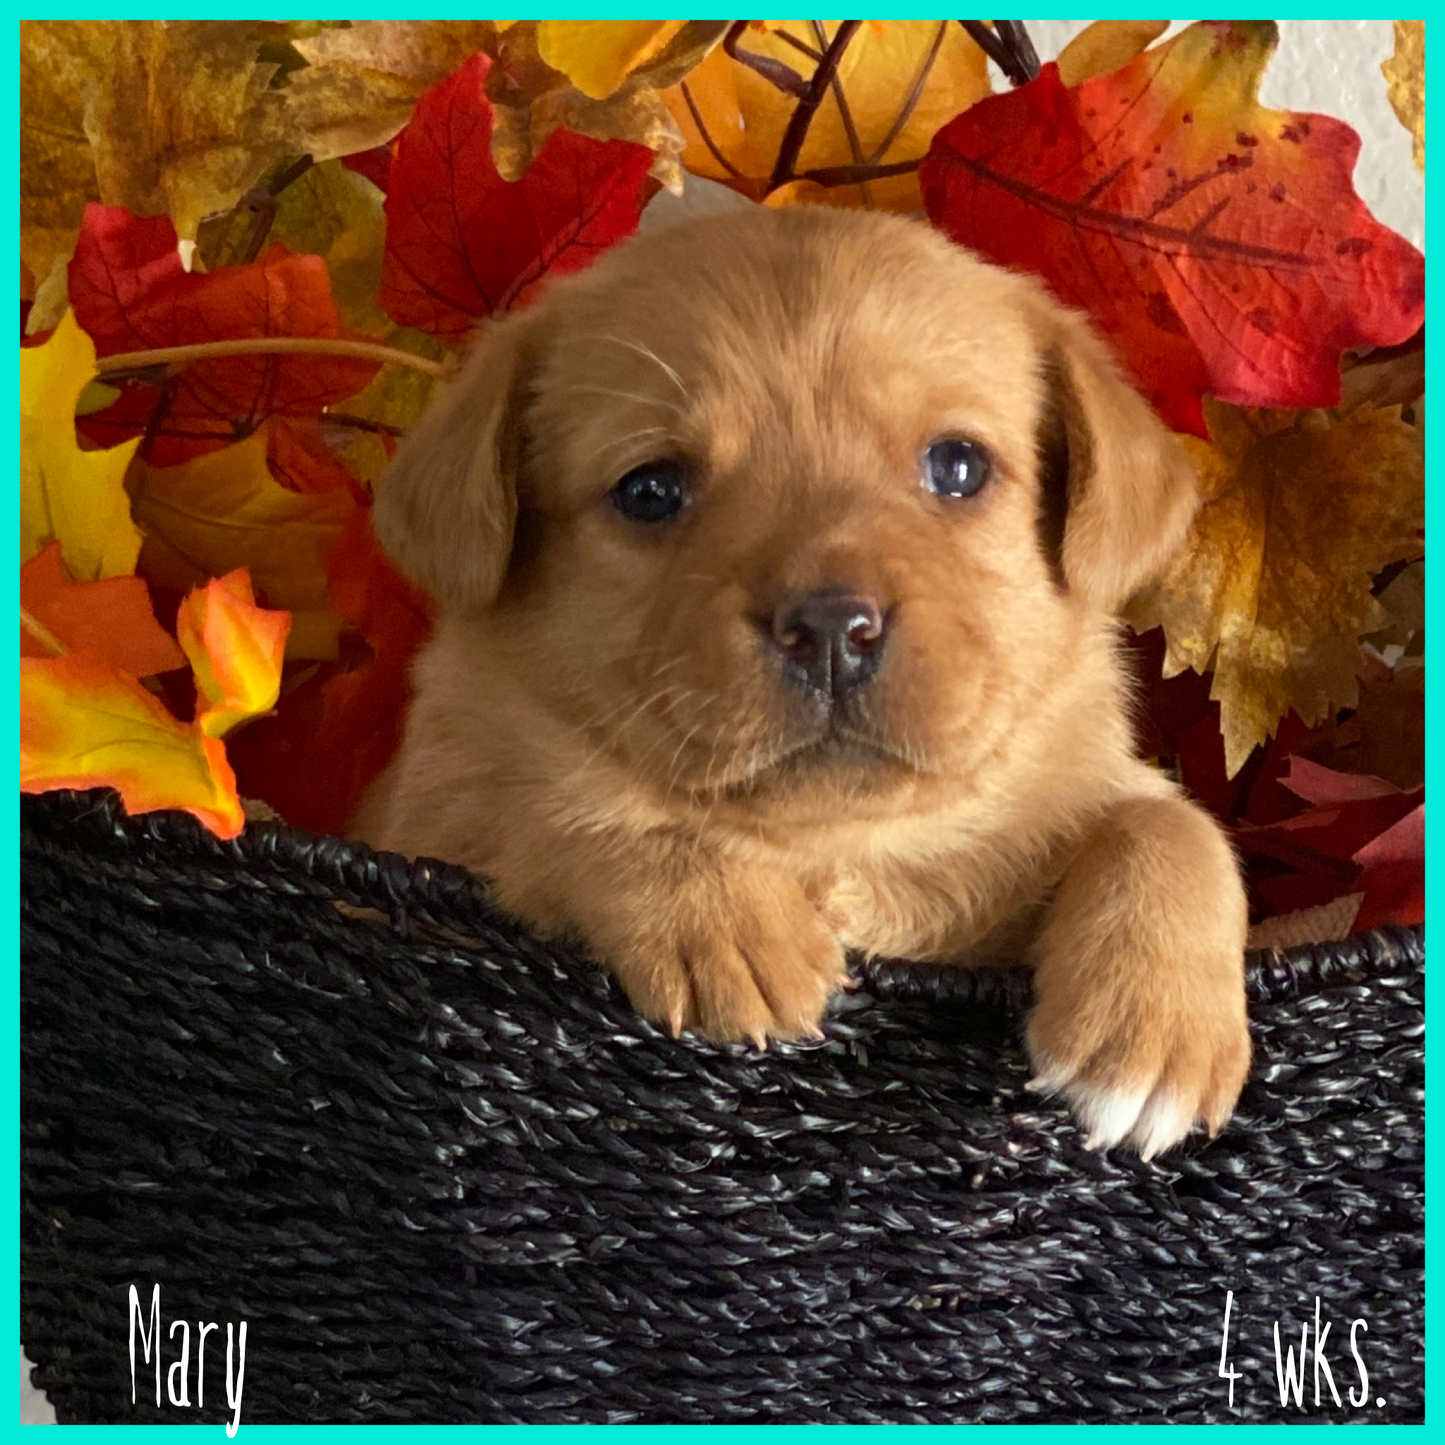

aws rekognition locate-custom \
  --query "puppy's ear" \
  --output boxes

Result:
[1033,306,1199,611]
[372,309,539,611]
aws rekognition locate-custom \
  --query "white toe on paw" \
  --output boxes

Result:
[1135,1090,1196,1160]
[1075,1083,1152,1151]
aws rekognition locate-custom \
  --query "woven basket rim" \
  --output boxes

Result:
[20,787,1424,1018]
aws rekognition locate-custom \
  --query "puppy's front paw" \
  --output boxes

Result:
[1026,963,1250,1159]
[604,869,850,1045]
[1025,795,1251,1159]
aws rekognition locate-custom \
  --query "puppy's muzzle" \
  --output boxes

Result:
[769,589,888,700]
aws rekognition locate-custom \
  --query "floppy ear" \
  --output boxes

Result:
[371,308,539,612]
[1032,306,1200,612]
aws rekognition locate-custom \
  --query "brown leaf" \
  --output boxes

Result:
[485,21,727,192]
[1127,402,1425,777]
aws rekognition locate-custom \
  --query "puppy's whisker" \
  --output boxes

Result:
[597,426,672,467]
[563,385,681,417]
[589,335,690,400]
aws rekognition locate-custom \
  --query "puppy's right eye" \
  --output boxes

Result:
[612,460,691,523]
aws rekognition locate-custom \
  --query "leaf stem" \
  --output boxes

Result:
[20,607,68,657]
[769,20,863,189]
[95,338,450,381]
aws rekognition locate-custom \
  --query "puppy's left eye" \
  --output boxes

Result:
[612,460,691,523]
[922,438,991,499]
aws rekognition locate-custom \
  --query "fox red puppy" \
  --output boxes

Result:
[361,207,1250,1159]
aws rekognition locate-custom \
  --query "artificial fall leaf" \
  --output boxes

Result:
[228,508,433,835]
[486,21,727,193]
[21,653,244,839]
[1351,800,1424,929]
[266,417,366,499]
[537,21,690,100]
[18,22,102,289]
[289,19,499,140]
[921,20,1426,435]
[130,431,356,661]
[19,310,142,582]
[1056,20,1169,87]
[1382,20,1424,172]
[1127,400,1425,777]
[21,543,184,677]
[663,20,991,211]
[71,204,379,466]
[1236,758,1423,927]
[21,19,490,258]
[253,159,448,447]
[379,52,654,340]
[176,569,291,738]
[1339,330,1425,413]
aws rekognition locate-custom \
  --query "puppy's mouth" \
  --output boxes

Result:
[707,716,926,802]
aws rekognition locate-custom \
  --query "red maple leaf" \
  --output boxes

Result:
[920,22,1425,435]
[1233,759,1423,927]
[265,416,367,500]
[342,141,398,195]
[70,205,380,466]
[379,52,654,340]
[228,508,432,835]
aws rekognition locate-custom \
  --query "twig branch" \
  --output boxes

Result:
[323,412,408,439]
[993,21,1040,83]
[769,20,863,189]
[237,153,317,265]
[799,159,920,189]
[95,338,450,382]
[724,20,809,98]
[958,20,1039,87]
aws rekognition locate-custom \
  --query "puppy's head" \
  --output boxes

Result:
[375,208,1196,820]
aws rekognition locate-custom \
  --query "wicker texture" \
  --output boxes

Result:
[21,790,1423,1424]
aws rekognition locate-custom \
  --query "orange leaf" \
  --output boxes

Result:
[20,542,184,676]
[664,20,990,211]
[175,569,291,739]
[21,653,244,838]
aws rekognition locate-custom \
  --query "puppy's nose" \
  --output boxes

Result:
[772,590,888,699]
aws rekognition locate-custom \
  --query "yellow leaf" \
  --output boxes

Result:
[1127,402,1425,777]
[1382,19,1424,172]
[21,653,245,838]
[663,20,991,211]
[130,432,355,658]
[20,310,141,582]
[176,570,291,739]
[1056,20,1169,86]
[539,21,688,100]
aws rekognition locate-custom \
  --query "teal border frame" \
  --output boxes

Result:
[10,8,1432,1434]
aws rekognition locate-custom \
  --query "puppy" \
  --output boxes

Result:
[362,206,1250,1159]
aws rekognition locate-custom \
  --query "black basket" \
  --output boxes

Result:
[21,789,1423,1424]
